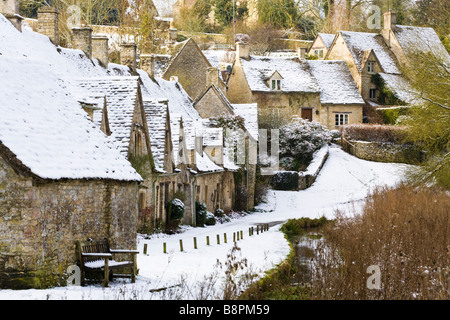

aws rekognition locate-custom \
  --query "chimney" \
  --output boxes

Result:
[92,35,109,68]
[0,0,23,32]
[298,47,306,60]
[206,67,220,88]
[236,42,250,60]
[37,7,59,45]
[72,26,93,59]
[120,42,137,74]
[140,54,155,78]
[383,11,396,30]
[168,28,178,43]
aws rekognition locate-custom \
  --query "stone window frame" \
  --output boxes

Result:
[335,113,350,126]
[369,88,377,100]
[271,79,282,91]
[367,61,376,74]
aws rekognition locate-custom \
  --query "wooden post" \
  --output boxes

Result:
[217,234,220,245]
[240,230,243,240]
[237,231,240,241]
[143,243,148,255]
[194,237,197,249]
[206,236,210,246]
[257,225,259,235]
[179,239,184,252]
[163,242,167,254]
[233,232,236,242]
[224,233,227,243]
[104,258,109,287]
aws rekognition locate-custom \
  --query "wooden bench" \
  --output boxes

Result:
[76,238,139,287]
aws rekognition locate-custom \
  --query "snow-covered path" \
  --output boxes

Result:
[0,145,409,300]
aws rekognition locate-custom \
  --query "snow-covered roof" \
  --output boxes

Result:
[152,0,179,18]
[143,100,171,172]
[195,152,223,173]
[0,15,141,181]
[240,56,320,93]
[231,104,259,141]
[74,77,141,156]
[307,60,365,105]
[393,25,450,61]
[378,73,420,105]
[339,31,401,74]
[318,33,336,49]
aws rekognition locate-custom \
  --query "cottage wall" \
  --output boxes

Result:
[319,104,364,129]
[163,39,214,100]
[0,156,138,289]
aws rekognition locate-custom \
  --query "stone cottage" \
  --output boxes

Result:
[308,33,336,59]
[0,15,142,288]
[226,42,364,129]
[162,38,227,100]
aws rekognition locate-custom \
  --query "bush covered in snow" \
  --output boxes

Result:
[168,198,185,221]
[279,119,332,171]
[205,211,216,226]
[195,201,208,227]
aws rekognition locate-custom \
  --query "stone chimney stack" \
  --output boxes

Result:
[72,27,93,59]
[0,0,23,32]
[92,35,109,67]
[206,67,220,88]
[37,7,59,45]
[140,54,155,78]
[236,42,250,60]
[298,47,306,60]
[384,11,396,30]
[120,43,138,74]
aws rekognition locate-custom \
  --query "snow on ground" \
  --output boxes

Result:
[0,145,409,300]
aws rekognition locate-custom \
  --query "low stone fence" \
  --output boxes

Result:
[341,138,423,164]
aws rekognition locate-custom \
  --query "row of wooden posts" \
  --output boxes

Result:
[142,224,270,255]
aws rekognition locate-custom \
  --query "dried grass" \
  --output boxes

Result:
[310,184,450,300]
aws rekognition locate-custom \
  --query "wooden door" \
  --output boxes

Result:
[302,108,313,122]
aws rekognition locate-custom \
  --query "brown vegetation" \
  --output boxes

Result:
[310,184,450,300]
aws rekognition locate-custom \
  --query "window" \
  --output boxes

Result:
[367,61,376,73]
[335,114,349,126]
[271,79,281,91]
[369,88,377,99]
[314,49,324,59]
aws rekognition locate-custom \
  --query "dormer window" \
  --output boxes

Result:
[271,79,282,91]
[367,61,376,73]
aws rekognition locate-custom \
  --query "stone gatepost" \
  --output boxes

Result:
[92,35,109,67]
[72,27,93,59]
[120,43,138,74]
[37,7,59,45]
[140,54,155,78]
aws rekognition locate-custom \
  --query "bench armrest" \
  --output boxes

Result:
[82,253,112,258]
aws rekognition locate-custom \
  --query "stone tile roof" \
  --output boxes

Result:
[239,56,321,93]
[307,60,365,105]
[143,100,171,172]
[74,77,141,156]
[393,25,450,61]
[339,31,401,74]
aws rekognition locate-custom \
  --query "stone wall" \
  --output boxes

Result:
[0,156,139,289]
[341,138,423,164]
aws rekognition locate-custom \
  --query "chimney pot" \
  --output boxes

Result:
[140,54,155,78]
[72,27,93,59]
[120,42,138,74]
[236,42,250,60]
[37,7,59,45]
[92,35,109,68]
